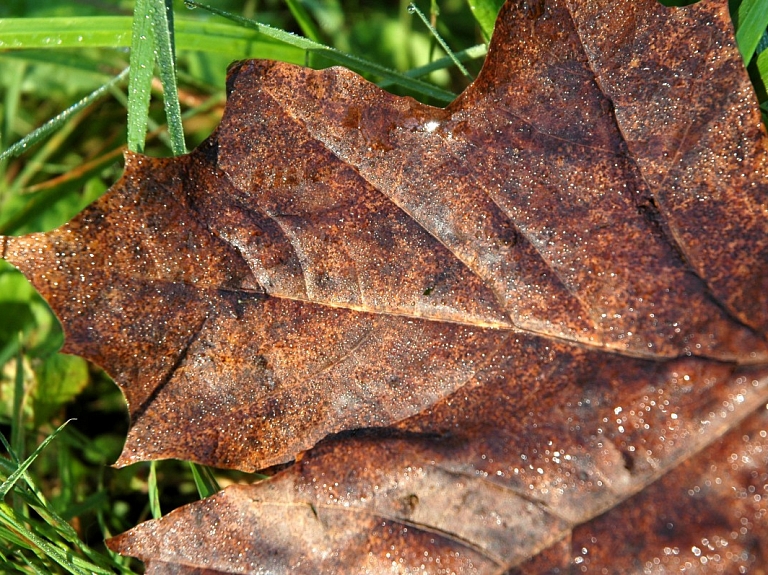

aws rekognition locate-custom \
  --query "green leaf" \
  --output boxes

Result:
[464,0,503,41]
[32,354,89,428]
[0,262,63,362]
[758,44,768,80]
[0,268,36,350]
[736,0,768,62]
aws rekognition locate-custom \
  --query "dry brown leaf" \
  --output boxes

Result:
[3,0,768,571]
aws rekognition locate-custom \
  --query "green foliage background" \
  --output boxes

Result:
[0,0,765,572]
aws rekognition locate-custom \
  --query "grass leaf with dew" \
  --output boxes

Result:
[127,0,155,154]
[0,68,129,163]
[185,1,457,103]
[0,17,133,50]
[284,0,323,43]
[150,0,186,156]
[0,502,117,575]
[0,421,71,499]
[408,3,470,77]
[0,17,306,63]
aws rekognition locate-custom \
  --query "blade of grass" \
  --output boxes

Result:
[0,17,306,63]
[284,0,323,43]
[110,82,173,151]
[148,461,161,519]
[185,0,457,103]
[0,503,116,575]
[408,3,470,77]
[0,67,130,163]
[21,91,222,197]
[188,462,220,498]
[22,557,49,575]
[0,60,26,177]
[7,99,93,194]
[60,490,108,522]
[0,421,72,500]
[127,0,155,154]
[10,340,26,497]
[0,17,133,49]
[0,88,224,235]
[378,43,487,90]
[151,0,186,156]
[0,425,129,573]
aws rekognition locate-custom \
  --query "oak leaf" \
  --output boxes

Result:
[3,0,768,571]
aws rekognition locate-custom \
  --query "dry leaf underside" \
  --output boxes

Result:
[3,0,768,572]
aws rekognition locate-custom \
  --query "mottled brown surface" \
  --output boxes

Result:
[4,0,768,572]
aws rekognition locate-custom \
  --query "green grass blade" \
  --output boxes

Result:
[8,100,90,195]
[127,0,156,154]
[411,43,487,77]
[0,68,129,163]
[0,503,114,575]
[148,461,162,519]
[0,421,72,500]
[186,1,457,103]
[151,0,186,155]
[176,20,306,61]
[188,462,220,498]
[378,43,487,91]
[0,432,17,466]
[0,17,133,49]
[0,17,306,63]
[464,0,503,41]
[284,0,323,43]
[10,341,25,472]
[0,60,25,166]
[408,3,470,77]
[736,0,768,61]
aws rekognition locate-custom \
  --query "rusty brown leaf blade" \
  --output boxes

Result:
[3,0,768,571]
